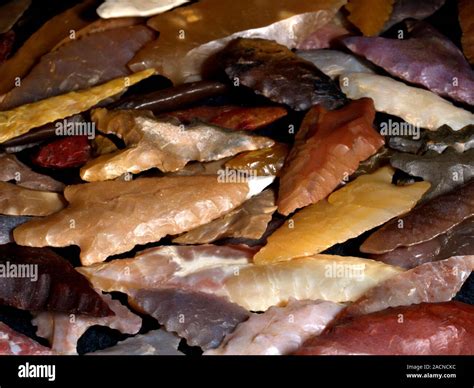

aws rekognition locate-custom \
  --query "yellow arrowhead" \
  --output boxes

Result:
[254,166,430,265]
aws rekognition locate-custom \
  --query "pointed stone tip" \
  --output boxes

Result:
[246,176,275,199]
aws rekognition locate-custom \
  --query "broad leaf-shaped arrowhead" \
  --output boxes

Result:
[14,175,273,265]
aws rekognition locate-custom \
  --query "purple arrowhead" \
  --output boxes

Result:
[343,21,474,106]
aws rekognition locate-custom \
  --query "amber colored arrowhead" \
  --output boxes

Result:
[225,143,289,177]
[255,167,430,265]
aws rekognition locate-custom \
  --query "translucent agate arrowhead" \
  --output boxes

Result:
[223,254,403,311]
[340,72,474,131]
[255,167,430,264]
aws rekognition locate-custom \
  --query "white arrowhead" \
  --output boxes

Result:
[97,0,191,18]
